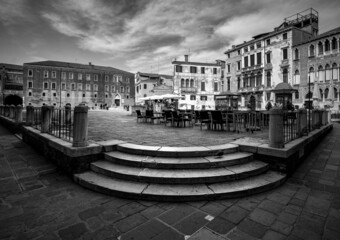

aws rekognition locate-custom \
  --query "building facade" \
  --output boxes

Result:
[172,55,224,110]
[224,8,319,110]
[23,61,135,109]
[0,63,24,105]
[293,27,340,110]
[135,72,173,103]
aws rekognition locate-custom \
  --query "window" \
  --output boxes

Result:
[325,39,330,52]
[61,72,66,79]
[78,73,82,80]
[51,82,56,90]
[94,94,97,98]
[200,96,207,101]
[238,50,241,55]
[282,48,288,60]
[283,68,288,83]
[94,74,98,81]
[190,66,197,73]
[294,70,300,85]
[69,72,73,79]
[52,71,56,78]
[250,45,254,50]
[190,79,194,88]
[86,84,91,91]
[227,77,230,91]
[201,82,206,91]
[244,56,248,67]
[83,93,85,98]
[28,92,32,96]
[186,79,189,87]
[77,83,82,90]
[214,82,218,92]
[28,69,33,77]
[201,67,205,74]
[256,52,261,65]
[53,93,56,97]
[126,86,130,93]
[266,39,271,46]
[105,85,109,92]
[227,64,231,73]
[332,38,337,50]
[332,63,338,80]
[309,67,315,83]
[250,54,255,66]
[227,53,230,58]
[237,77,241,89]
[43,82,48,89]
[283,33,287,40]
[93,84,98,91]
[244,74,248,87]
[181,79,185,87]
[117,75,122,82]
[244,47,248,52]
[86,74,91,81]
[309,45,315,57]
[256,42,261,48]
[190,95,196,100]
[28,81,33,88]
[213,68,217,74]
[43,70,48,78]
[121,86,124,93]
[126,77,130,83]
[71,83,75,90]
[175,65,182,72]
[294,49,299,60]
[61,83,66,90]
[318,65,324,81]
[266,52,271,64]
[144,84,147,89]
[318,42,323,55]
[237,61,241,70]
[325,64,331,81]
[266,72,271,87]
[126,95,129,99]
[295,91,299,99]
[42,92,46,97]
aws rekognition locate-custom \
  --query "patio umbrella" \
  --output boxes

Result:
[327,85,334,101]
[270,91,275,102]
[162,93,182,99]
[312,81,320,100]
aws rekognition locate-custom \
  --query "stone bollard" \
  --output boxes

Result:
[65,105,72,125]
[321,110,327,125]
[41,106,54,133]
[269,108,284,148]
[298,109,307,136]
[26,106,34,126]
[9,105,15,119]
[4,105,9,117]
[73,105,89,147]
[312,110,319,129]
[0,105,3,116]
[15,105,23,123]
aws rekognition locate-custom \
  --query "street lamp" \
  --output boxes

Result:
[308,75,310,133]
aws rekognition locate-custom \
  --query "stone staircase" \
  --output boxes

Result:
[74,143,286,201]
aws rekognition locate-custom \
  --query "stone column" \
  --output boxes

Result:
[26,106,34,126]
[15,105,23,123]
[9,105,15,119]
[4,105,9,117]
[72,105,89,147]
[41,106,54,133]
[269,108,284,148]
[298,109,307,136]
[65,105,72,125]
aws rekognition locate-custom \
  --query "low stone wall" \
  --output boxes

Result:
[0,116,22,133]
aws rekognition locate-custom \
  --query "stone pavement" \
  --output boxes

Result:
[87,110,269,146]
[1,122,340,239]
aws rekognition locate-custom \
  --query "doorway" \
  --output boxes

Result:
[4,95,23,106]
[249,95,256,111]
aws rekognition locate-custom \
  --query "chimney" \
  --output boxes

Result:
[89,62,91,66]
[184,55,189,62]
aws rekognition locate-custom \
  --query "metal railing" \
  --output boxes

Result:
[283,111,299,143]
[229,111,270,133]
[32,107,42,131]
[49,108,73,142]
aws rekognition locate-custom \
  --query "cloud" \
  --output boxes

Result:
[0,0,33,26]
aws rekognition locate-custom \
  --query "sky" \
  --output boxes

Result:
[1,0,340,75]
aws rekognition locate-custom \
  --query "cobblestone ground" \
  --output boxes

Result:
[87,110,269,146]
[1,119,340,239]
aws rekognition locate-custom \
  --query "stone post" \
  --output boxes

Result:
[15,105,23,123]
[269,108,284,148]
[9,105,15,119]
[41,106,54,133]
[72,105,89,147]
[298,109,307,136]
[0,105,3,116]
[312,110,319,129]
[26,106,34,126]
[4,105,9,117]
[65,105,72,125]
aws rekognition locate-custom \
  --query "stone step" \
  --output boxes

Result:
[104,151,253,169]
[116,143,238,158]
[74,170,286,201]
[90,160,268,184]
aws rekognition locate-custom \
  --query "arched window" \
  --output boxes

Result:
[256,71,262,86]
[266,71,271,87]
[185,79,189,87]
[332,63,338,80]
[309,67,315,82]
[325,64,331,81]
[190,79,194,88]
[244,74,248,87]
[294,49,299,60]
[309,44,315,56]
[294,70,300,85]
[181,79,184,87]
[335,88,339,99]
[324,88,329,100]
[332,38,337,50]
[320,89,323,101]
[295,90,299,99]
[318,42,323,55]
[325,39,330,52]
[250,73,255,87]
[283,68,288,83]
[318,65,324,81]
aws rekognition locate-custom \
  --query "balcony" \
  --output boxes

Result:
[242,64,263,72]
[181,87,197,93]
[280,59,289,67]
[264,63,272,70]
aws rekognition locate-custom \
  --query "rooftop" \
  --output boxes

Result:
[172,60,221,67]
[0,63,23,71]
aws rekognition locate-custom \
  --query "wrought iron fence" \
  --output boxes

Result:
[283,111,299,143]
[49,108,73,142]
[231,111,270,133]
[32,107,42,131]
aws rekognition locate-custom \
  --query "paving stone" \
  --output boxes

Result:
[289,198,305,207]
[58,223,88,240]
[236,197,260,211]
[83,226,120,240]
[206,216,235,235]
[291,227,322,240]
[258,199,284,214]
[120,219,168,240]
[79,206,105,220]
[188,227,227,240]
[173,211,209,235]
[267,192,291,205]
[249,208,276,226]
[323,229,340,240]
[271,220,293,235]
[151,227,184,240]
[237,218,267,238]
[115,213,147,233]
[226,228,259,240]
[140,205,165,219]
[219,205,249,224]
[285,204,303,215]
[277,211,298,225]
[325,216,340,233]
[158,204,196,226]
[200,202,225,216]
[262,230,286,240]
[304,195,331,217]
[86,216,104,231]
[118,201,146,217]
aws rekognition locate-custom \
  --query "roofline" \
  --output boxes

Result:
[172,61,221,67]
[293,27,340,47]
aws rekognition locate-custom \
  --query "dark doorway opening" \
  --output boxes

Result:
[249,95,256,111]
[4,95,23,106]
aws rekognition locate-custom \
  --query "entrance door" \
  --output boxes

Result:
[115,99,120,106]
[4,95,23,106]
[250,95,256,111]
